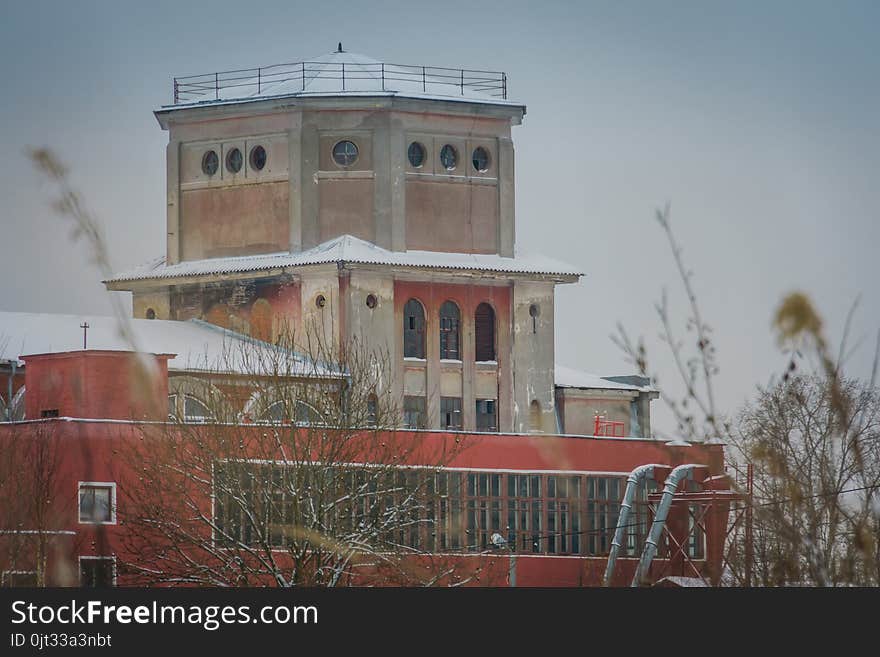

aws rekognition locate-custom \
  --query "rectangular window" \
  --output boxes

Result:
[40,409,59,418]
[475,399,497,432]
[78,483,115,524]
[403,396,426,429]
[79,557,115,588]
[465,473,503,551]
[585,477,622,555]
[508,474,543,553]
[440,397,462,430]
[546,475,582,554]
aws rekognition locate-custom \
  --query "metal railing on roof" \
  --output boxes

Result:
[172,60,508,104]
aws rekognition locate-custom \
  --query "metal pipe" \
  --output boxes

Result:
[630,463,703,587]
[603,463,666,586]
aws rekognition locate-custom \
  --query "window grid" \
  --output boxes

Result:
[78,483,115,524]
[212,465,706,560]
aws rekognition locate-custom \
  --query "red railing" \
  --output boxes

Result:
[594,415,625,437]
[172,60,508,104]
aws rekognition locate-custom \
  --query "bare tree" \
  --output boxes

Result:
[730,375,880,585]
[613,205,880,586]
[118,327,476,587]
[0,422,79,586]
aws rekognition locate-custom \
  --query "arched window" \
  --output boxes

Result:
[474,302,495,362]
[294,400,324,426]
[529,399,542,432]
[403,299,426,359]
[183,396,212,423]
[439,301,461,360]
[263,401,287,424]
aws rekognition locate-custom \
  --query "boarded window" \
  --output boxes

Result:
[403,299,425,359]
[441,397,462,430]
[439,301,461,360]
[474,302,495,361]
[529,399,542,432]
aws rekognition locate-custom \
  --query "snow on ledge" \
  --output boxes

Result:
[107,235,583,284]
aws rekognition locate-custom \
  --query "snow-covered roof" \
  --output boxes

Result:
[653,575,710,588]
[554,364,655,392]
[107,234,583,284]
[0,312,339,378]
[164,49,522,112]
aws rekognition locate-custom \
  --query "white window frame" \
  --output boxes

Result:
[78,482,117,525]
[78,555,117,587]
[183,395,212,424]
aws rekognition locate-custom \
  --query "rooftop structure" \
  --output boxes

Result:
[168,45,513,108]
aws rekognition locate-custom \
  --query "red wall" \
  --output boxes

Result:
[0,419,727,587]
[21,351,170,421]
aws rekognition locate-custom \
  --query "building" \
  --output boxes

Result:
[0,47,736,587]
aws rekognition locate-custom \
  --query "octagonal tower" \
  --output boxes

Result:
[106,46,582,433]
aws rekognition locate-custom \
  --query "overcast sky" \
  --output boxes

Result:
[2,0,878,436]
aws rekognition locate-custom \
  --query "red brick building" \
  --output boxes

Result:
[0,48,736,587]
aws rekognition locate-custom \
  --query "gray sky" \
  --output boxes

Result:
[2,0,878,435]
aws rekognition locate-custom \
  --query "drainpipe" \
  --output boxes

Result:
[603,463,667,586]
[630,463,703,587]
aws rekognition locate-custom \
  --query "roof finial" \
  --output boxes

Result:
[337,42,343,53]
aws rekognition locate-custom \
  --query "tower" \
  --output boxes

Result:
[106,47,582,432]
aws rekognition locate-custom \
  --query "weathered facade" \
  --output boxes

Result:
[0,49,735,589]
[104,46,657,435]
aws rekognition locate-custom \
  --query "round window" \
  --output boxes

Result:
[315,294,326,308]
[407,142,425,168]
[529,304,540,318]
[472,147,490,172]
[332,140,359,166]
[225,147,243,173]
[366,294,378,309]
[440,144,457,170]
[249,145,267,171]
[145,308,156,320]
[201,150,219,176]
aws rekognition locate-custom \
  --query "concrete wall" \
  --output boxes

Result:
[133,288,171,320]
[555,388,656,438]
[393,279,512,431]
[511,280,556,433]
[163,98,520,264]
[165,279,300,342]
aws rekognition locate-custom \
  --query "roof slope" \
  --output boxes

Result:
[0,312,338,377]
[554,364,655,392]
[107,234,583,284]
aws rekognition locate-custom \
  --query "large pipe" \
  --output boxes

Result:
[603,463,667,586]
[631,463,703,587]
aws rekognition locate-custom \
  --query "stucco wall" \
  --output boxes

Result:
[511,280,556,433]
[393,279,512,431]
[164,99,519,263]
[404,180,498,253]
[180,182,290,260]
